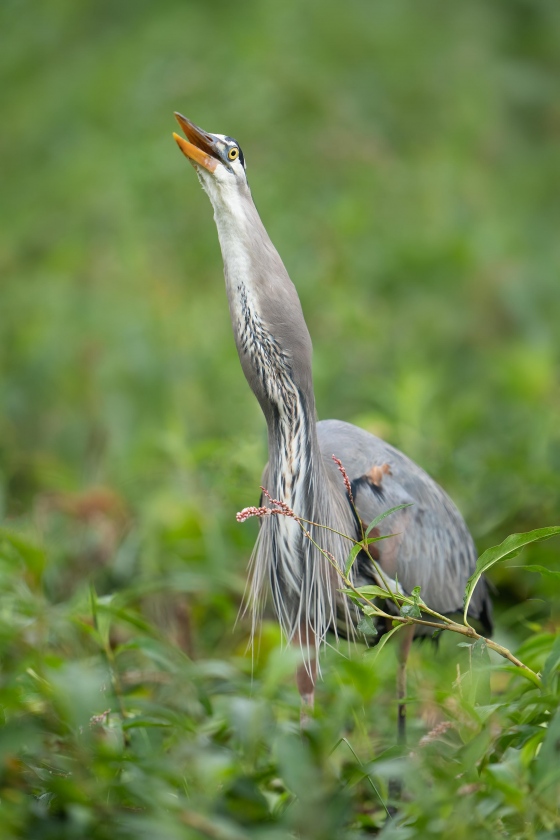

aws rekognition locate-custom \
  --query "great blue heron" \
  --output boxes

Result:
[172,113,492,736]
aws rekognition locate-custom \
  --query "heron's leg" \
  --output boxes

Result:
[294,624,317,727]
[388,624,415,804]
[397,624,415,745]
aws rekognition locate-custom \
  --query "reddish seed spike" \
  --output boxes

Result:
[236,506,271,522]
[331,455,354,504]
[259,486,298,518]
[237,492,300,522]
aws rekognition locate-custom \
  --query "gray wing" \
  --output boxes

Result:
[317,419,492,631]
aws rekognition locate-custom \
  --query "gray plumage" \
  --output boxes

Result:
[173,114,492,661]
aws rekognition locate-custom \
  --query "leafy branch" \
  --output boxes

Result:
[237,475,560,687]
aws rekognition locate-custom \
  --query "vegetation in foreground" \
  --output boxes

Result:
[1,519,560,838]
[1,0,560,836]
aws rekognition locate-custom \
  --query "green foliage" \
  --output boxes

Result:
[464,527,560,623]
[2,536,558,839]
[1,0,560,836]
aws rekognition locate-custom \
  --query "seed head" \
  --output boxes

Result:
[332,455,354,504]
[236,490,299,523]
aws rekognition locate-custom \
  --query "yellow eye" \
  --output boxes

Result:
[228,147,239,161]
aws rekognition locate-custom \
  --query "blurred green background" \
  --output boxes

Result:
[2,0,559,629]
[1,0,560,835]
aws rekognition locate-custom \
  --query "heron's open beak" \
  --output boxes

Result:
[173,113,220,173]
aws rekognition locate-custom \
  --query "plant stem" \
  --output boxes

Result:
[296,518,402,609]
[297,526,540,685]
[345,576,540,683]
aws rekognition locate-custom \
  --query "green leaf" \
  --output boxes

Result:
[398,584,424,619]
[356,615,378,637]
[339,588,362,605]
[400,603,421,619]
[533,708,560,794]
[510,565,560,580]
[499,665,543,689]
[365,533,398,545]
[0,527,46,579]
[123,717,174,730]
[365,623,404,661]
[344,534,399,577]
[354,584,394,600]
[542,634,560,691]
[344,542,363,577]
[463,526,560,624]
[470,638,492,705]
[364,504,412,537]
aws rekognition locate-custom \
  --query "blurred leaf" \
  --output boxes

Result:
[510,564,560,580]
[499,665,543,688]
[0,527,45,580]
[469,637,492,706]
[220,775,271,825]
[262,646,302,696]
[533,709,560,801]
[542,634,560,691]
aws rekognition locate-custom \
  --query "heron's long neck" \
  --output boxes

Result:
[207,180,355,644]
[211,187,322,514]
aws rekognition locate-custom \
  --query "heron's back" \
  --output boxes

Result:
[317,419,492,632]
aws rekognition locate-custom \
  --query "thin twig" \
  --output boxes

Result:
[330,737,391,818]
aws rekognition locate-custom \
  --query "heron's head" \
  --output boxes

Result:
[173,113,248,206]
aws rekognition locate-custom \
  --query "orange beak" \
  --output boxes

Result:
[173,112,220,173]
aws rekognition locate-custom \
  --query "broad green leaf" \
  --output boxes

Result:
[463,526,560,624]
[365,504,412,537]
[458,727,493,768]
